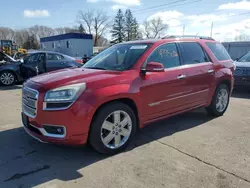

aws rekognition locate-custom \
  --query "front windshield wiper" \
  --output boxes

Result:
[84,67,107,70]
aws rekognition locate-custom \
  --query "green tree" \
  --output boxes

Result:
[125,9,134,41]
[78,24,85,33]
[131,18,140,40]
[111,9,125,43]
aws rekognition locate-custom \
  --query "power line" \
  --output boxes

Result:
[133,0,187,13]
[134,0,203,15]
[170,11,250,29]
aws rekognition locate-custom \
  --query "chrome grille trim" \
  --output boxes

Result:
[22,86,39,118]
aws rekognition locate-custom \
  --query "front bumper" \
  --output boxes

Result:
[234,76,250,88]
[22,114,89,145]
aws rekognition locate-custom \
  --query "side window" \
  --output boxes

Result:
[179,42,208,65]
[147,43,180,68]
[66,41,70,48]
[206,42,231,61]
[47,54,62,61]
[25,54,40,64]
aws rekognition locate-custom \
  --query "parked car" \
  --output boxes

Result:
[0,51,82,86]
[233,51,250,89]
[21,36,235,154]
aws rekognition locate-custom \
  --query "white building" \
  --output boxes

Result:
[40,33,93,57]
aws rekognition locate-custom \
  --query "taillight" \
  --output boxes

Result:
[75,59,83,64]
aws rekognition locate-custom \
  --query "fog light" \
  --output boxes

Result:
[44,125,65,135]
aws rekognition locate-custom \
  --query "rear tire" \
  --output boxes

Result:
[0,71,16,86]
[206,84,230,117]
[89,102,137,154]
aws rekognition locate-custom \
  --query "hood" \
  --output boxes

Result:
[234,61,250,68]
[0,60,21,66]
[30,68,122,89]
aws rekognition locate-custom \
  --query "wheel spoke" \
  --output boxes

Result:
[114,135,121,146]
[120,116,129,127]
[114,111,121,123]
[102,120,114,131]
[103,132,114,145]
[120,127,130,137]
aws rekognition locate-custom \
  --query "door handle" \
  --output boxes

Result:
[177,75,186,79]
[208,69,214,73]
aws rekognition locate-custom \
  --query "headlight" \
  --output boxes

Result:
[44,83,86,102]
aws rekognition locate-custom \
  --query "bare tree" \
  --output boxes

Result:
[0,27,15,40]
[77,9,110,46]
[142,18,168,39]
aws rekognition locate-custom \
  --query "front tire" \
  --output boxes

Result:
[89,102,137,154]
[0,71,16,86]
[207,84,230,117]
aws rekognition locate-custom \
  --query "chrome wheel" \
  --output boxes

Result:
[216,88,229,112]
[101,110,132,149]
[0,72,15,85]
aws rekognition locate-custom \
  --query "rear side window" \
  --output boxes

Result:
[47,53,64,61]
[179,42,209,65]
[206,42,231,61]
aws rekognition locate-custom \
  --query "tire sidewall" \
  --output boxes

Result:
[211,84,230,116]
[89,102,137,154]
[0,71,16,86]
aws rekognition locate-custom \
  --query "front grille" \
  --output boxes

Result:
[22,87,39,118]
[234,68,250,76]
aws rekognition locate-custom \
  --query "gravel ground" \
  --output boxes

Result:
[0,86,250,188]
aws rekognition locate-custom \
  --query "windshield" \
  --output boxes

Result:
[238,52,250,62]
[83,43,151,71]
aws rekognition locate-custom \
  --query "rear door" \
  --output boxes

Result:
[177,42,214,106]
[46,53,68,72]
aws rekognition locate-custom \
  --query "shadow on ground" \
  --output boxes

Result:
[0,108,213,187]
[232,89,250,99]
[0,85,22,91]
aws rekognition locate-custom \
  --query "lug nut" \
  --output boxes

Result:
[112,131,115,134]
[116,132,118,135]
[119,129,122,132]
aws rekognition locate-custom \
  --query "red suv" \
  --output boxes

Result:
[22,36,235,154]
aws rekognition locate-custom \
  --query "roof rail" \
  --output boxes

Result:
[162,35,215,40]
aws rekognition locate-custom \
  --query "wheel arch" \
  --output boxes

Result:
[0,69,18,82]
[87,97,140,143]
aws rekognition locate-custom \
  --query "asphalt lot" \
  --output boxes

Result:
[0,86,250,188]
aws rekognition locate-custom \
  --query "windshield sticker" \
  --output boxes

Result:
[130,45,148,50]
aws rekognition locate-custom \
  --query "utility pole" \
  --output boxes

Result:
[182,25,185,36]
[210,22,213,37]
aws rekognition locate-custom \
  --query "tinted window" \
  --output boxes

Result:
[206,42,231,61]
[179,42,208,65]
[25,54,40,64]
[147,43,180,68]
[238,51,250,62]
[47,53,64,61]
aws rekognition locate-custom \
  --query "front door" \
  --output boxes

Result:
[21,53,41,79]
[140,43,191,121]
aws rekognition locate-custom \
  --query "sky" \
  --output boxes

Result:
[0,0,250,41]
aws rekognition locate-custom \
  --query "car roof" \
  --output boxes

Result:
[28,51,66,56]
[123,38,218,45]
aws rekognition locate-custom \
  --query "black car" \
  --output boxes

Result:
[0,51,82,86]
[234,51,250,89]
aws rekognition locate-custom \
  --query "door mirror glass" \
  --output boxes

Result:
[145,62,164,72]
